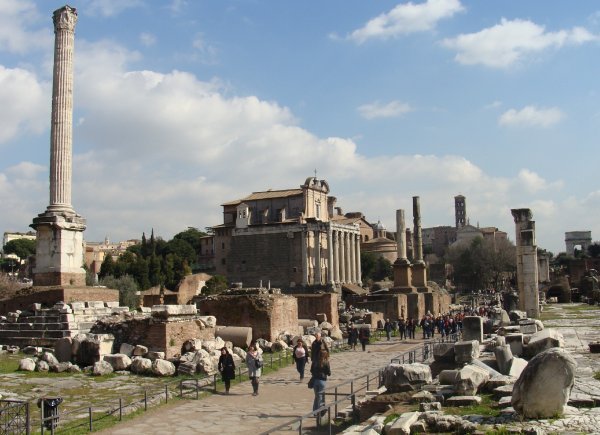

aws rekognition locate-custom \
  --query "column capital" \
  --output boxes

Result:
[53,6,78,32]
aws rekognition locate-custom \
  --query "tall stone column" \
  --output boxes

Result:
[327,227,335,286]
[339,231,346,283]
[349,232,356,284]
[354,233,362,284]
[511,209,540,318]
[30,6,86,287]
[411,197,427,288]
[314,230,322,285]
[393,209,413,289]
[333,231,340,284]
[301,230,308,286]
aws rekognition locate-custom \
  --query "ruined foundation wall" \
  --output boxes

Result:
[353,294,408,321]
[92,317,215,359]
[198,294,298,341]
[0,287,119,315]
[296,293,339,326]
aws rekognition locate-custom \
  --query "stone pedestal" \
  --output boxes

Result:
[393,260,413,288]
[462,316,484,343]
[31,212,86,287]
[411,262,427,288]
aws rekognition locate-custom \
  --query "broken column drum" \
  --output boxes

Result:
[511,208,539,318]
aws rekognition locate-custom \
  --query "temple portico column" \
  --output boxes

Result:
[315,230,322,285]
[333,231,340,284]
[327,227,334,285]
[355,234,362,284]
[348,232,355,283]
[301,230,308,286]
[344,232,352,284]
[339,231,346,283]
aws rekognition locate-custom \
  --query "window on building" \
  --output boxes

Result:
[221,242,225,249]
[221,258,226,265]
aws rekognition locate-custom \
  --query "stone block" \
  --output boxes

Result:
[493,384,514,399]
[462,316,483,343]
[519,319,537,334]
[133,345,148,356]
[92,360,114,376]
[455,364,490,395]
[86,301,105,309]
[103,354,132,371]
[505,333,523,356]
[151,359,176,377]
[433,342,455,362]
[146,351,165,361]
[387,411,420,435]
[383,363,432,392]
[446,396,482,406]
[151,305,197,317]
[70,302,85,310]
[54,337,73,363]
[512,348,576,418]
[508,357,528,378]
[315,313,327,323]
[525,328,564,357]
[454,340,480,364]
[119,343,135,357]
[130,357,153,374]
[494,344,513,375]
[105,301,119,308]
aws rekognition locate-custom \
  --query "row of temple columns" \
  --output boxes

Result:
[301,228,361,286]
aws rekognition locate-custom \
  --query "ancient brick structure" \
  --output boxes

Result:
[197,289,298,341]
[295,293,339,326]
[0,287,118,315]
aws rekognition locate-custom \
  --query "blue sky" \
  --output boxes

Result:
[1,0,600,254]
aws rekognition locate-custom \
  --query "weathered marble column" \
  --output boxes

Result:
[339,231,346,283]
[411,197,427,288]
[354,233,362,284]
[314,230,322,285]
[333,231,340,284]
[301,230,309,286]
[511,209,540,318]
[393,209,413,288]
[349,232,356,283]
[327,227,335,285]
[30,6,86,287]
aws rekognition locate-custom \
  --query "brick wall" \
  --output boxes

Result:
[198,293,298,341]
[296,293,339,326]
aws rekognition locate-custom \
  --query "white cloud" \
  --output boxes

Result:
[357,100,413,119]
[0,37,584,254]
[499,105,564,128]
[442,18,596,68]
[516,169,563,194]
[0,65,49,144]
[139,33,156,47]
[190,33,218,64]
[0,0,51,54]
[80,0,143,17]
[484,101,502,109]
[348,0,464,44]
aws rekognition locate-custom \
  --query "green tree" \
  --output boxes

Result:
[372,256,393,281]
[163,238,196,266]
[361,252,377,281]
[100,275,139,309]
[3,239,36,264]
[588,243,600,258]
[202,275,228,295]
[174,227,207,257]
[99,254,115,278]
[148,252,162,287]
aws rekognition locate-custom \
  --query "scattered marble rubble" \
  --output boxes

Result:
[344,309,600,435]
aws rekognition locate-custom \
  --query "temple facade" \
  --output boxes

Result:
[213,177,361,291]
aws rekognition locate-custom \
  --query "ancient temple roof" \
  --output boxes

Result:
[221,189,303,206]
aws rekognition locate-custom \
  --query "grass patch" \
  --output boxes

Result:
[485,427,511,435]
[594,371,600,381]
[444,394,500,417]
[383,413,399,425]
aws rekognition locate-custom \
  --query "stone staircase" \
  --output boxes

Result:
[0,301,129,347]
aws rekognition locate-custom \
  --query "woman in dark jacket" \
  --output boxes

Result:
[292,338,309,380]
[348,324,359,350]
[310,350,331,416]
[218,347,236,394]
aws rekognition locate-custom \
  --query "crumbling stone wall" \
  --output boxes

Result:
[198,292,298,341]
[352,294,408,321]
[0,287,119,315]
[92,316,215,358]
[296,293,339,326]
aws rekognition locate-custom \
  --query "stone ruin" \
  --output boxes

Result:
[345,312,598,435]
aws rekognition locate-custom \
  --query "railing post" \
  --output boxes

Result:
[88,406,93,431]
[366,373,370,391]
[334,387,338,417]
[165,385,168,403]
[26,401,30,435]
[180,380,183,398]
[40,400,44,435]
[119,398,122,421]
[144,390,147,411]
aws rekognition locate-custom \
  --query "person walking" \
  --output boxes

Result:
[348,324,359,350]
[310,332,329,366]
[218,347,236,394]
[398,318,406,340]
[358,326,370,351]
[310,349,331,421]
[246,344,263,396]
[292,338,309,380]
[384,319,393,341]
